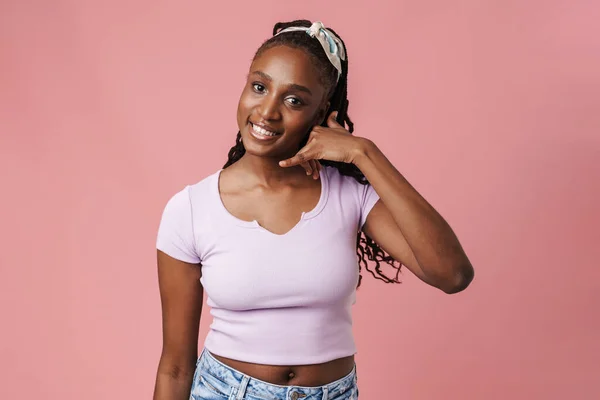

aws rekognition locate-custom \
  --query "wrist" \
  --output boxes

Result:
[351,137,376,166]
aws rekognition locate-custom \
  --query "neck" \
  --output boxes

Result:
[235,152,306,186]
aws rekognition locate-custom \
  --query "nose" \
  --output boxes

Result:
[258,94,281,121]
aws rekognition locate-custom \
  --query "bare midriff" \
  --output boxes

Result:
[211,353,355,387]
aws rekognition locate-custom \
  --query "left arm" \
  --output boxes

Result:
[354,138,474,294]
[280,111,474,294]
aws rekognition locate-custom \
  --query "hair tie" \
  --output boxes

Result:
[274,21,346,82]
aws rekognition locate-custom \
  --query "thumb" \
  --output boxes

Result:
[327,111,341,128]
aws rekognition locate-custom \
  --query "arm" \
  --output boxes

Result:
[279,111,474,293]
[356,139,474,294]
[153,250,203,400]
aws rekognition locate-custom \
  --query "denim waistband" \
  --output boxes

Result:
[195,348,357,400]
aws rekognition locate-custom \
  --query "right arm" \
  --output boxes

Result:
[153,250,203,400]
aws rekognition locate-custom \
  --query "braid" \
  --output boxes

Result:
[223,131,244,169]
[223,20,402,287]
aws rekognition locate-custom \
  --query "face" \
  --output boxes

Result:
[236,45,330,159]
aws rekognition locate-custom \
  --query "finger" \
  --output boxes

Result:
[279,148,314,168]
[301,161,312,175]
[310,160,319,179]
[326,111,342,128]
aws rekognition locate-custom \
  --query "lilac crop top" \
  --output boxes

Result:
[156,166,380,365]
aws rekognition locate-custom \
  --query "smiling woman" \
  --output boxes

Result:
[153,19,474,400]
[237,46,330,170]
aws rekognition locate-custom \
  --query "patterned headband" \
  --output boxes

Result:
[274,21,346,82]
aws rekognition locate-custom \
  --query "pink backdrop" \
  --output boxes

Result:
[1,1,599,399]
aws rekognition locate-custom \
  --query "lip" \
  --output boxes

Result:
[248,122,281,141]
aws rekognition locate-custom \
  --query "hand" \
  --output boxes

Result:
[279,111,366,179]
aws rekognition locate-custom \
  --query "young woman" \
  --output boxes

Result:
[153,19,474,400]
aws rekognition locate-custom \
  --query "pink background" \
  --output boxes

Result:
[1,0,599,399]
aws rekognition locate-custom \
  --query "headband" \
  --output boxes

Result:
[274,21,346,82]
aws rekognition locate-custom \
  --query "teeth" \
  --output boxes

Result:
[252,123,277,136]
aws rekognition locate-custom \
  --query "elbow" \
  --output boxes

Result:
[157,361,195,383]
[157,353,197,381]
[438,262,474,294]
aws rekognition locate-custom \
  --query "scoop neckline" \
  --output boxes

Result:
[212,167,329,235]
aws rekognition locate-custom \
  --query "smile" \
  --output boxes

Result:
[250,123,281,140]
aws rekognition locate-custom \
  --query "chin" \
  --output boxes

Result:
[240,133,278,158]
[240,125,284,157]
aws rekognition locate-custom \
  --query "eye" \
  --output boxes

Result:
[286,97,303,107]
[252,83,266,93]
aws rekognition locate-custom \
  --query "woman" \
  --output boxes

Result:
[153,19,474,400]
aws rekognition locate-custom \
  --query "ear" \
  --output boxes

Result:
[315,101,331,126]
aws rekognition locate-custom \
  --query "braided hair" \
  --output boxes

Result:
[223,20,402,286]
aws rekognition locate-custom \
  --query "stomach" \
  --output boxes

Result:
[210,352,356,387]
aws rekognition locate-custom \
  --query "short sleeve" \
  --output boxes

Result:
[156,186,201,264]
[358,182,380,228]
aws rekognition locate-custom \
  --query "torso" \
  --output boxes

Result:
[192,163,359,385]
[216,164,354,385]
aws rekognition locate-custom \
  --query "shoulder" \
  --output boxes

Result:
[322,164,378,214]
[187,169,221,207]
[156,169,221,263]
[322,164,366,192]
[162,169,220,211]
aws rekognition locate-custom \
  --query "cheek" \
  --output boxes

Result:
[237,90,247,109]
[282,119,314,147]
[236,91,253,122]
[288,111,318,134]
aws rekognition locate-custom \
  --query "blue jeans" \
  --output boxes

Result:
[190,349,359,400]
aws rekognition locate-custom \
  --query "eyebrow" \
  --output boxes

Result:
[249,70,313,96]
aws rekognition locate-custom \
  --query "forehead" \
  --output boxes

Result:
[250,45,323,90]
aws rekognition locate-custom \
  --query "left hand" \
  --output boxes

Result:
[279,111,365,178]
